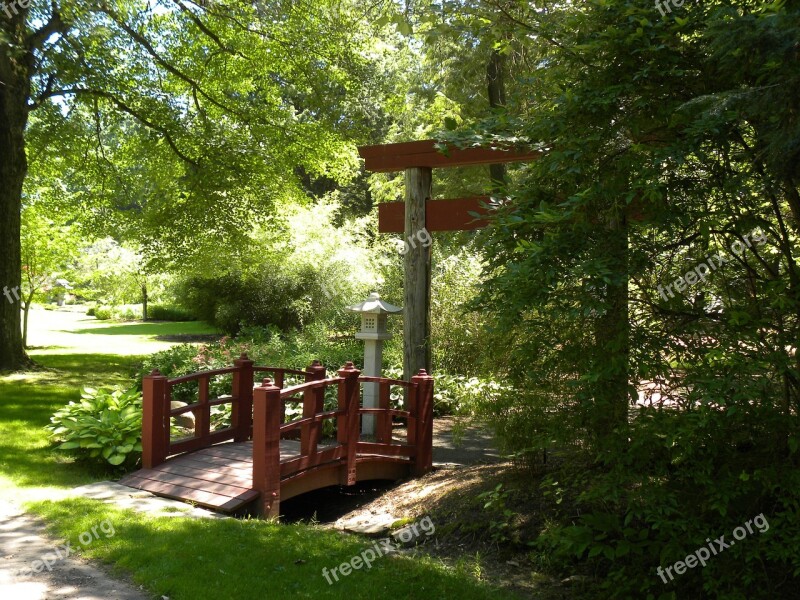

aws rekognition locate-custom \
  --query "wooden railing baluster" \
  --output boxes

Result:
[275,370,286,423]
[196,375,211,439]
[301,360,326,456]
[142,369,169,469]
[339,362,361,485]
[377,380,392,444]
[253,378,282,518]
[232,354,254,442]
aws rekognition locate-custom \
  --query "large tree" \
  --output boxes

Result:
[0,0,391,370]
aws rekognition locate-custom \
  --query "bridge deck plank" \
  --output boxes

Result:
[119,440,343,513]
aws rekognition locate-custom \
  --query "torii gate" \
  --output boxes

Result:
[358,140,542,381]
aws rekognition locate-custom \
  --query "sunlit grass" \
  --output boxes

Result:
[27,498,519,600]
[0,309,219,492]
[0,352,143,492]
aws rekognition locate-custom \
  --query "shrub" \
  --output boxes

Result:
[93,306,113,320]
[147,304,196,322]
[85,306,96,317]
[47,386,143,467]
[532,406,800,598]
[112,305,142,321]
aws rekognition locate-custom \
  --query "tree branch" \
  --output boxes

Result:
[26,2,64,51]
[41,87,199,166]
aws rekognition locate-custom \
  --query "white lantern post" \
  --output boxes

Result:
[347,292,402,436]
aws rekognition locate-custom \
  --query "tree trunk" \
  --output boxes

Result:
[22,296,32,348]
[0,26,32,371]
[142,282,148,321]
[403,167,433,383]
[487,49,507,193]
[592,212,630,448]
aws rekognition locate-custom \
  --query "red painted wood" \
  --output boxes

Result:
[406,382,418,450]
[170,428,237,455]
[338,362,361,485]
[356,442,414,457]
[411,370,434,476]
[359,139,542,172]
[252,379,282,517]
[169,367,238,386]
[135,364,436,517]
[232,354,254,442]
[377,381,392,444]
[301,360,326,456]
[280,445,346,477]
[195,375,211,439]
[358,376,413,387]
[378,197,492,233]
[142,370,169,469]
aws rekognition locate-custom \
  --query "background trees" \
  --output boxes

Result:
[458,1,799,596]
[1,0,395,369]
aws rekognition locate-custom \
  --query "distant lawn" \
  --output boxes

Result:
[27,498,519,600]
[72,321,220,337]
[0,353,143,492]
[0,311,220,492]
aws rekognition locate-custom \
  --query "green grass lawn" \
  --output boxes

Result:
[0,308,219,493]
[2,309,518,599]
[28,498,516,600]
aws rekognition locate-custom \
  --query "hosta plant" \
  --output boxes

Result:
[48,386,143,467]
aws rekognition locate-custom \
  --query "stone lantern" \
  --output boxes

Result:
[347,292,402,436]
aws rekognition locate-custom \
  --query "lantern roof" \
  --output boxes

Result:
[346,292,401,315]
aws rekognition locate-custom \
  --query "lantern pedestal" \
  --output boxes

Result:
[347,293,402,436]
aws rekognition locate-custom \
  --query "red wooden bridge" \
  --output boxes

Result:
[120,355,434,517]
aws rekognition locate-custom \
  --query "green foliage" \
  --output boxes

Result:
[437,0,800,596]
[147,304,196,322]
[93,306,113,320]
[179,269,319,335]
[534,407,800,598]
[47,386,143,468]
[476,484,516,545]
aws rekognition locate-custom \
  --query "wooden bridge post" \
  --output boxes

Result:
[253,378,282,518]
[232,353,255,442]
[338,362,361,485]
[142,370,169,469]
[301,360,326,456]
[411,369,434,476]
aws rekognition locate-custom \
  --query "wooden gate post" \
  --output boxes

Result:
[232,353,255,442]
[404,167,433,383]
[337,362,361,485]
[253,378,282,518]
[301,360,326,455]
[411,369,434,476]
[142,370,169,469]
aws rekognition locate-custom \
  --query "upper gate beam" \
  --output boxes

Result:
[359,139,542,173]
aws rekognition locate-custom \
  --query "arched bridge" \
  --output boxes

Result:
[119,356,434,517]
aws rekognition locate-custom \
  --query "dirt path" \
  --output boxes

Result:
[0,500,149,600]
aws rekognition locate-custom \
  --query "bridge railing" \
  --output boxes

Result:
[141,354,322,469]
[252,362,434,517]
